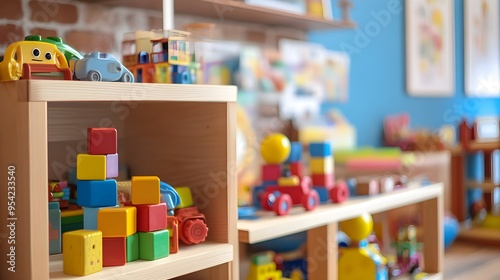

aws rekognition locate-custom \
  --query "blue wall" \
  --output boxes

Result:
[308,0,500,147]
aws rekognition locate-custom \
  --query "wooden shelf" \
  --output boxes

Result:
[457,226,500,246]
[238,183,443,244]
[76,0,356,31]
[49,242,233,279]
[0,80,237,280]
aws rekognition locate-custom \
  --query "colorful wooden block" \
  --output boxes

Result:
[106,153,119,179]
[262,164,281,181]
[135,203,167,232]
[278,176,300,186]
[102,237,126,266]
[84,206,118,230]
[310,156,334,174]
[289,162,304,178]
[285,142,303,163]
[126,233,139,262]
[313,187,330,203]
[138,229,170,261]
[312,173,334,187]
[309,142,332,157]
[356,179,379,196]
[63,230,102,276]
[131,176,161,205]
[98,206,137,237]
[49,202,61,255]
[77,154,106,180]
[77,179,117,207]
[174,186,193,208]
[87,127,117,155]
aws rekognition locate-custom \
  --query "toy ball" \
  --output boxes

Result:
[340,213,373,243]
[260,133,291,164]
[443,212,459,248]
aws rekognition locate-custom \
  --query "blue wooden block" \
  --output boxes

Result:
[466,152,484,182]
[83,205,118,230]
[106,153,119,179]
[48,202,61,255]
[285,142,303,163]
[313,187,330,203]
[62,187,70,200]
[77,179,118,207]
[309,142,332,157]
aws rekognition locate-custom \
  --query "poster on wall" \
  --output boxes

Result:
[464,0,500,97]
[405,0,455,96]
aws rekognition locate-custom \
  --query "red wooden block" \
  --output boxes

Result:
[289,162,304,178]
[262,164,281,181]
[87,128,117,155]
[103,237,126,266]
[311,173,334,187]
[135,203,167,232]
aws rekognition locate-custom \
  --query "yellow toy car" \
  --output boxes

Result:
[0,36,70,81]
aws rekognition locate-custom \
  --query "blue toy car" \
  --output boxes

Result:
[72,52,134,82]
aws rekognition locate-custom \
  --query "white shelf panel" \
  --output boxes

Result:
[238,183,443,244]
[49,242,233,279]
[0,80,236,102]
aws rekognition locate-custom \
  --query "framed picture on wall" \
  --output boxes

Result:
[405,0,455,96]
[464,0,500,96]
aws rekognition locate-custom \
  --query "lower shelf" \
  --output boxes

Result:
[457,226,500,246]
[393,273,443,280]
[49,242,233,279]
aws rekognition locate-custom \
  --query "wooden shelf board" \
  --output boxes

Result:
[392,273,443,280]
[466,180,499,191]
[238,183,443,244]
[0,80,237,102]
[77,0,355,31]
[49,242,233,279]
[457,226,500,246]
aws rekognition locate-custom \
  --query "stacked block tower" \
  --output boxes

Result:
[309,142,349,203]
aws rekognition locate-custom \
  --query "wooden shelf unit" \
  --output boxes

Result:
[76,0,356,31]
[0,80,237,280]
[238,182,444,280]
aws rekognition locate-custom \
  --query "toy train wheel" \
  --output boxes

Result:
[330,180,349,203]
[261,190,278,211]
[302,189,319,211]
[273,194,292,216]
[87,70,102,81]
[179,219,208,245]
[120,72,134,83]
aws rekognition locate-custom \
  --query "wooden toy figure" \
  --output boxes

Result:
[338,213,389,280]
[389,225,422,278]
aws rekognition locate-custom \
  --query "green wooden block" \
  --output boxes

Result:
[126,233,139,262]
[61,222,83,233]
[61,214,83,225]
[138,229,169,261]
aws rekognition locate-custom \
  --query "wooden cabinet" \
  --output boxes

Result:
[0,80,237,280]
[238,182,445,280]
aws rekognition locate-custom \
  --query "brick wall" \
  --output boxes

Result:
[0,0,305,59]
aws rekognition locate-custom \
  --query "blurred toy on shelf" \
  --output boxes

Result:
[72,52,134,82]
[121,29,198,84]
[246,251,284,280]
[389,225,423,278]
[338,213,389,280]
[173,186,209,245]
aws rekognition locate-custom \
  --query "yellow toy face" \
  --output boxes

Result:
[19,41,61,65]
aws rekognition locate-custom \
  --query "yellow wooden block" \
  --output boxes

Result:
[131,176,160,205]
[63,229,102,276]
[97,206,136,237]
[309,156,334,174]
[174,186,193,208]
[77,154,106,180]
[278,176,300,186]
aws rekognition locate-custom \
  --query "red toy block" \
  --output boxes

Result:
[262,164,281,181]
[102,237,126,267]
[125,202,167,232]
[87,128,117,155]
[167,216,179,254]
[289,162,304,178]
[311,173,334,188]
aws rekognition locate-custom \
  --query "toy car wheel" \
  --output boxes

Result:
[87,70,102,81]
[120,72,134,83]
[273,194,292,216]
[180,219,208,245]
[302,189,319,211]
[330,180,349,203]
[260,190,276,211]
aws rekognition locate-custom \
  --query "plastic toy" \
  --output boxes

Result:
[0,35,71,81]
[247,251,283,280]
[72,52,134,82]
[338,213,389,280]
[389,225,423,278]
[174,186,208,245]
[35,35,83,63]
